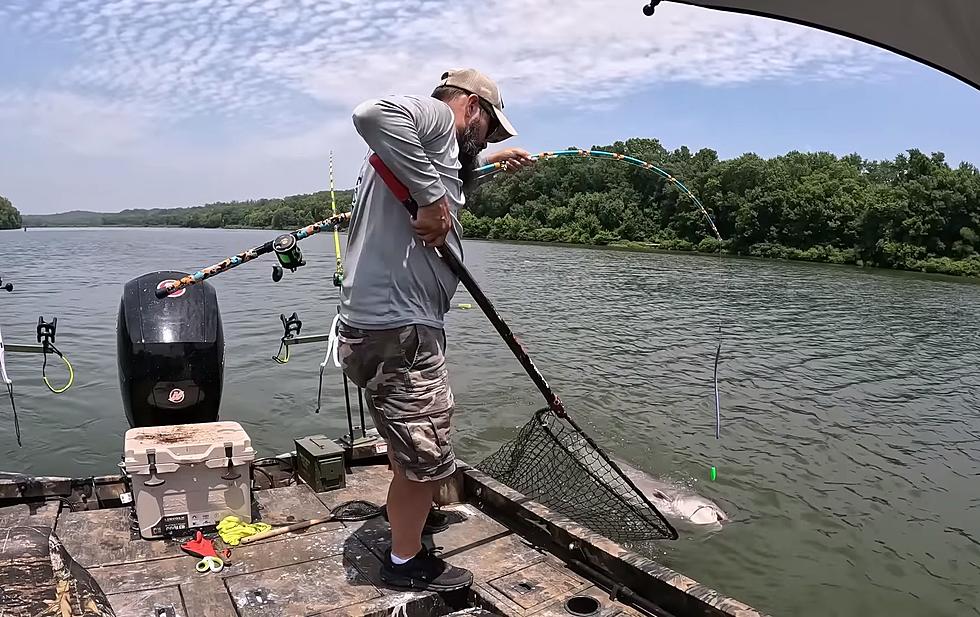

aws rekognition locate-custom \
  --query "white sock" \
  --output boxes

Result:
[390,552,413,565]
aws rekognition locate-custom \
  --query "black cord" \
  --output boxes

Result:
[6,383,20,447]
[253,466,275,489]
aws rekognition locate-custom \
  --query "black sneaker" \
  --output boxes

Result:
[380,505,450,534]
[380,547,474,591]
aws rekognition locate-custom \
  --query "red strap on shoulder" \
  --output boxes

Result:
[369,154,412,204]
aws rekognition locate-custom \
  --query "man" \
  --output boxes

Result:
[336,68,533,591]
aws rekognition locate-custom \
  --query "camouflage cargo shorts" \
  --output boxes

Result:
[336,322,456,482]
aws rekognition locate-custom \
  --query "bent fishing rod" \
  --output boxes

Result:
[368,154,566,417]
[156,146,720,299]
[475,148,722,241]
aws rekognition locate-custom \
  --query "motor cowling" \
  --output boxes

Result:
[117,271,224,428]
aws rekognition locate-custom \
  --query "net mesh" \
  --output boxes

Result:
[476,408,677,543]
[330,499,382,521]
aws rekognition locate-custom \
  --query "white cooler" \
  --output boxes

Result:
[124,421,255,539]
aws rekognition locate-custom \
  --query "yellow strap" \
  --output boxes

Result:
[43,353,73,394]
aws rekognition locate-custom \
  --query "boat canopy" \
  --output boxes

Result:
[666,1,980,91]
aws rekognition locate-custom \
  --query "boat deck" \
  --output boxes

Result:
[6,464,646,617]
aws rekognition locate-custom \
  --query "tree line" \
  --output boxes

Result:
[16,137,980,277]
[22,190,354,230]
[0,195,22,230]
[464,139,980,277]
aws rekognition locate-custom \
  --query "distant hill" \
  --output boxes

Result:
[22,189,355,230]
[22,210,107,227]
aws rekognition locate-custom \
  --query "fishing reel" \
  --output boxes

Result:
[642,0,660,16]
[271,233,306,282]
[0,274,12,293]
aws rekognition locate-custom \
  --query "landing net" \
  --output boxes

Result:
[477,408,678,542]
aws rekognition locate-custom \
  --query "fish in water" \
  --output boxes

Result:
[559,434,730,528]
[612,457,729,527]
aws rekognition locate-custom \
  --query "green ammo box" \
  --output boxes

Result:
[295,435,346,492]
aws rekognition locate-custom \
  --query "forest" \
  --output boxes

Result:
[17,137,980,277]
[0,195,22,230]
[465,139,980,277]
[22,190,354,230]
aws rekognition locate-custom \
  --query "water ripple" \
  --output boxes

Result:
[2,230,980,616]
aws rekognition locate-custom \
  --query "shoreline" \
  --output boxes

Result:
[9,224,980,282]
[464,236,980,282]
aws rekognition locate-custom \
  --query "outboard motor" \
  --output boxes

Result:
[117,271,224,428]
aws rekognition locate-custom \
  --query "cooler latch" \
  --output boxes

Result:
[221,442,241,480]
[144,449,166,487]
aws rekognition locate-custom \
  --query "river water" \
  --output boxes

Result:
[1,227,979,616]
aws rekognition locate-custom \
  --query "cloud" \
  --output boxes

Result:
[0,0,901,212]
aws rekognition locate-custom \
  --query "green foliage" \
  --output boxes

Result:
[0,195,22,230]
[15,138,980,278]
[464,141,980,277]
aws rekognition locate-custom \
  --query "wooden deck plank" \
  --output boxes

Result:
[180,580,239,617]
[528,584,647,617]
[316,592,452,617]
[56,508,185,567]
[344,500,546,586]
[254,484,332,526]
[315,465,391,512]
[224,555,381,616]
[426,503,547,585]
[329,532,449,614]
[106,585,186,617]
[0,501,61,528]
[0,526,58,616]
[344,502,506,561]
[489,561,590,611]
[87,525,353,594]
[56,485,343,570]
[442,533,548,587]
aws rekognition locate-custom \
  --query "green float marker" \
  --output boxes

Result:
[710,466,717,482]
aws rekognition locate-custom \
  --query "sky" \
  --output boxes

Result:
[1,0,978,215]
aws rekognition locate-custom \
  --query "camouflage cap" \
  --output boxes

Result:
[439,68,517,143]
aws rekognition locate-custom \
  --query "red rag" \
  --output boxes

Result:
[180,531,219,559]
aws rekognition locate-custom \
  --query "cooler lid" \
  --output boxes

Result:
[124,421,255,467]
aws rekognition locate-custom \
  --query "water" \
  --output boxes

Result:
[2,227,979,616]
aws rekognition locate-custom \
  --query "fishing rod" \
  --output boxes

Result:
[475,147,723,241]
[155,211,351,298]
[328,151,345,288]
[157,146,718,300]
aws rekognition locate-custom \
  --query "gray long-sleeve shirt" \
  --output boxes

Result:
[339,95,465,330]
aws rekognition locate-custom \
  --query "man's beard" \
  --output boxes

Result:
[457,118,485,194]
